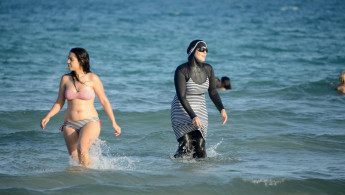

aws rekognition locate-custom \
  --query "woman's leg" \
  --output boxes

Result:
[174,133,193,158]
[192,130,207,158]
[77,121,101,166]
[62,126,79,161]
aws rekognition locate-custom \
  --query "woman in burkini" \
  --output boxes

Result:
[41,48,121,166]
[171,40,228,158]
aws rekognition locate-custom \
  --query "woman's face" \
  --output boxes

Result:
[194,46,207,63]
[67,52,81,71]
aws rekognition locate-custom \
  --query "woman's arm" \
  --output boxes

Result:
[41,75,67,130]
[93,74,121,136]
[207,65,228,125]
[174,67,197,119]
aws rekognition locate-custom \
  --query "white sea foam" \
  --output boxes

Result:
[280,6,299,11]
[244,177,288,186]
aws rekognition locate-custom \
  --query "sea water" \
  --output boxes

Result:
[0,0,345,194]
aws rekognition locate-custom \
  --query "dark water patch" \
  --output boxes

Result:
[279,133,345,153]
[0,111,64,133]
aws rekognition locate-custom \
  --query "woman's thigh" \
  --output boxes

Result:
[78,121,101,148]
[63,126,79,154]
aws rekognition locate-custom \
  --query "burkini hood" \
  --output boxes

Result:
[187,40,207,67]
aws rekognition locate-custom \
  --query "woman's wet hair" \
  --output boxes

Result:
[69,47,91,82]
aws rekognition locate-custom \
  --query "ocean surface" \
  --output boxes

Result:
[1,0,345,194]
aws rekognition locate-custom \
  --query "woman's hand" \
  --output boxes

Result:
[113,123,121,136]
[221,109,228,125]
[41,117,50,130]
[192,116,202,127]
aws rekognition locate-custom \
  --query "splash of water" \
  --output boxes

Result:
[69,138,136,170]
[206,139,223,158]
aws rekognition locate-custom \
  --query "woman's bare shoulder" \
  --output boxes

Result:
[88,72,100,81]
[61,74,71,82]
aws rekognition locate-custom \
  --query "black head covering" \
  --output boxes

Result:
[187,40,207,66]
[187,40,207,57]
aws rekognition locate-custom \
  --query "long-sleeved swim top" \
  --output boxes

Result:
[174,61,224,119]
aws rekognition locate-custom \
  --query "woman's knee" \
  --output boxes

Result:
[77,122,100,152]
[195,138,206,151]
[77,142,90,155]
[174,134,193,158]
[193,132,207,158]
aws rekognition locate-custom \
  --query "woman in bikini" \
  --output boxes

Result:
[41,48,121,167]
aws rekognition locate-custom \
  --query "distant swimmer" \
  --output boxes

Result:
[220,76,232,90]
[330,72,345,93]
[171,40,228,158]
[216,76,232,90]
[41,48,121,167]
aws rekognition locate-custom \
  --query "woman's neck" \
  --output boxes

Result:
[75,71,86,78]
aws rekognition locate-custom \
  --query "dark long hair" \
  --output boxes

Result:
[69,47,91,83]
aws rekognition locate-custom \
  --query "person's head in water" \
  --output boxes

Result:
[187,40,208,63]
[339,72,345,85]
[220,76,231,90]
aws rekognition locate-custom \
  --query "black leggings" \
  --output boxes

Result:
[174,130,206,158]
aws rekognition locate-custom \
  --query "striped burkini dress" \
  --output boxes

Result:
[171,77,209,140]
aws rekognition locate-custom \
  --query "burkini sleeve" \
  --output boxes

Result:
[174,67,197,119]
[207,65,225,112]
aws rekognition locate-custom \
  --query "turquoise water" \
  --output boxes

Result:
[1,0,345,194]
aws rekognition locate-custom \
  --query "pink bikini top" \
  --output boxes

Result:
[65,89,95,100]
